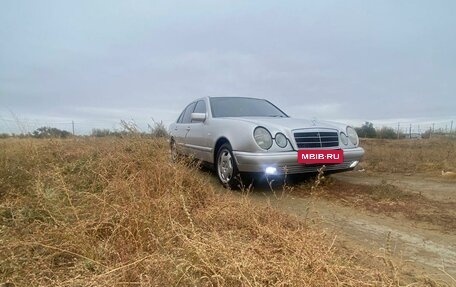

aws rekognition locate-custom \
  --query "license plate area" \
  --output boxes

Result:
[298,149,344,164]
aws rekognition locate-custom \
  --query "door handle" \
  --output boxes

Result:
[186,127,191,131]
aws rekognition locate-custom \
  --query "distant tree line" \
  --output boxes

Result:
[353,121,447,139]
[33,127,72,138]
[0,120,170,139]
[0,127,73,139]
[355,122,405,139]
[355,122,456,139]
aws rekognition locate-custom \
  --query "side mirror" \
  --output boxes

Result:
[191,112,206,122]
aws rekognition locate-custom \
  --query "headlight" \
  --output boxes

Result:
[346,126,359,145]
[275,133,288,148]
[340,132,348,145]
[254,127,273,150]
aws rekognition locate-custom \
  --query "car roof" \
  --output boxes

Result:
[207,96,271,103]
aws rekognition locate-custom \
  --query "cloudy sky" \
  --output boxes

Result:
[1,0,455,133]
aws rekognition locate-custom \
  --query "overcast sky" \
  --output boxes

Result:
[1,0,455,133]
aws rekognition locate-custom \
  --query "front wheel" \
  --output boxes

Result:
[170,140,178,162]
[216,143,240,189]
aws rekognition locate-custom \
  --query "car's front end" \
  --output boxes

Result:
[228,118,364,175]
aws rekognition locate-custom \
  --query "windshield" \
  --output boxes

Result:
[210,97,288,118]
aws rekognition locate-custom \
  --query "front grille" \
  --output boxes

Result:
[294,131,339,148]
[278,161,352,174]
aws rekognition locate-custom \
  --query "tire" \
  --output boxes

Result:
[216,143,240,189]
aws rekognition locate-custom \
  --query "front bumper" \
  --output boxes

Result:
[233,147,365,174]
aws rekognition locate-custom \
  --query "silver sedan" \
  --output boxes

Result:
[169,97,364,188]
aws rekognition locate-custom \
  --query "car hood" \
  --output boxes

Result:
[223,117,346,131]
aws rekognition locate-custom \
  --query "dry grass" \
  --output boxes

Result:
[312,178,456,231]
[359,138,456,173]
[0,137,431,286]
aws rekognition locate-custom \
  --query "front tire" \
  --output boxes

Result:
[216,143,240,189]
[170,140,178,162]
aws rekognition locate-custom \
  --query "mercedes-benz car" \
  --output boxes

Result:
[169,97,364,188]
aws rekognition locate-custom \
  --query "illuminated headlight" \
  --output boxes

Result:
[340,132,349,145]
[275,133,288,148]
[265,166,277,175]
[346,126,359,146]
[254,127,273,150]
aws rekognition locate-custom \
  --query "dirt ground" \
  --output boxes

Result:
[206,170,456,285]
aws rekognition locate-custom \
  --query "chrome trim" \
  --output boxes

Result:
[233,147,364,174]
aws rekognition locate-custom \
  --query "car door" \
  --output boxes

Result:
[172,102,196,154]
[185,100,211,161]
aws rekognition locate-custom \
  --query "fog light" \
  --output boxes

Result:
[265,166,277,175]
[349,161,359,168]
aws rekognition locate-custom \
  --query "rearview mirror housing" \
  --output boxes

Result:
[191,112,206,122]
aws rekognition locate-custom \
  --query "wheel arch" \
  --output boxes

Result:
[213,137,231,165]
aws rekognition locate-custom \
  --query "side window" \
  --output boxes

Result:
[193,100,206,114]
[182,102,196,123]
[177,110,185,123]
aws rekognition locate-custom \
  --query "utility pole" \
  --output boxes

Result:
[72,121,75,136]
[409,124,412,139]
[397,122,400,139]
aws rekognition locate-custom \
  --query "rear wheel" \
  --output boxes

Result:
[216,143,240,189]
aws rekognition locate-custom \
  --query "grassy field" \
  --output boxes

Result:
[0,137,447,286]
[359,137,456,174]
[292,137,456,232]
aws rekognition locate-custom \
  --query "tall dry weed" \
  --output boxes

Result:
[0,137,427,286]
